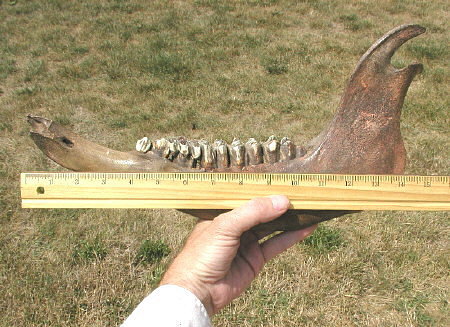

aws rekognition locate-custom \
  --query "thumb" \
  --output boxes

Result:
[214,195,290,237]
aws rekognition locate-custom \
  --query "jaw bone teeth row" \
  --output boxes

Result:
[27,25,427,231]
[136,135,300,169]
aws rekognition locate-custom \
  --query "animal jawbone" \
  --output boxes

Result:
[27,24,425,231]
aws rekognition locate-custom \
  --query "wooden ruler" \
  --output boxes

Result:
[20,172,449,211]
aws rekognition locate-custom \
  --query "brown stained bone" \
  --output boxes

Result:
[153,138,170,158]
[213,140,230,169]
[296,145,307,158]
[174,138,192,168]
[245,138,263,166]
[262,135,280,164]
[199,140,216,170]
[27,116,185,172]
[27,25,425,231]
[279,137,296,162]
[166,138,179,161]
[228,138,246,169]
[189,140,202,168]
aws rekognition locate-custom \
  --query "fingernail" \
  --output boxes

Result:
[269,195,289,211]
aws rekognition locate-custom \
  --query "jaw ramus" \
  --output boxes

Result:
[27,24,425,231]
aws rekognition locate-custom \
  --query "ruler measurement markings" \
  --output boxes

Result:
[20,172,450,210]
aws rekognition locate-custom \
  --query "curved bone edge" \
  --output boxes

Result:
[288,24,425,175]
[253,210,357,232]
[26,25,425,231]
[226,25,424,229]
[353,24,425,80]
[180,209,357,231]
[27,115,187,172]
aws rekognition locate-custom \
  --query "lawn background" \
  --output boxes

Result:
[0,0,448,326]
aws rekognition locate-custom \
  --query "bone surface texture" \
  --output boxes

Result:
[27,24,425,231]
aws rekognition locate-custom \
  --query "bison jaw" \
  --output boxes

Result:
[27,24,425,231]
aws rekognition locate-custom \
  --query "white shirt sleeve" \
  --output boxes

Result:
[121,284,212,327]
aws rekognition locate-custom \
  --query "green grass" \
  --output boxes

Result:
[134,239,171,265]
[0,0,449,326]
[302,225,346,254]
[72,236,108,264]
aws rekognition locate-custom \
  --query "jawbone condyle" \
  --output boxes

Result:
[27,24,426,231]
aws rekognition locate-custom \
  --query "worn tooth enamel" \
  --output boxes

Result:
[199,140,215,169]
[173,137,192,167]
[280,137,296,162]
[166,138,180,161]
[229,138,245,168]
[178,139,190,156]
[213,140,229,169]
[262,135,280,164]
[27,25,426,232]
[136,137,152,153]
[189,140,202,168]
[245,138,263,165]
[153,138,169,157]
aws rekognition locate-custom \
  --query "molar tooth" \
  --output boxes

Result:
[178,139,190,157]
[228,138,245,168]
[213,140,229,169]
[245,138,263,165]
[199,140,216,169]
[167,138,180,161]
[173,137,193,167]
[135,137,152,153]
[153,138,170,158]
[280,137,296,162]
[189,140,202,168]
[262,135,280,164]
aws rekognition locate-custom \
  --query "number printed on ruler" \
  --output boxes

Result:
[21,172,450,210]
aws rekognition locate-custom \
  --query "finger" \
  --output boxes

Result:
[239,230,260,248]
[214,195,290,237]
[260,224,317,262]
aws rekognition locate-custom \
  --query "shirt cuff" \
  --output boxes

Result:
[121,284,212,327]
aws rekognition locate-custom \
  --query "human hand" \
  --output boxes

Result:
[160,195,317,315]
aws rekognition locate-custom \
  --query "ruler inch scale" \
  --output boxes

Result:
[21,172,450,211]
